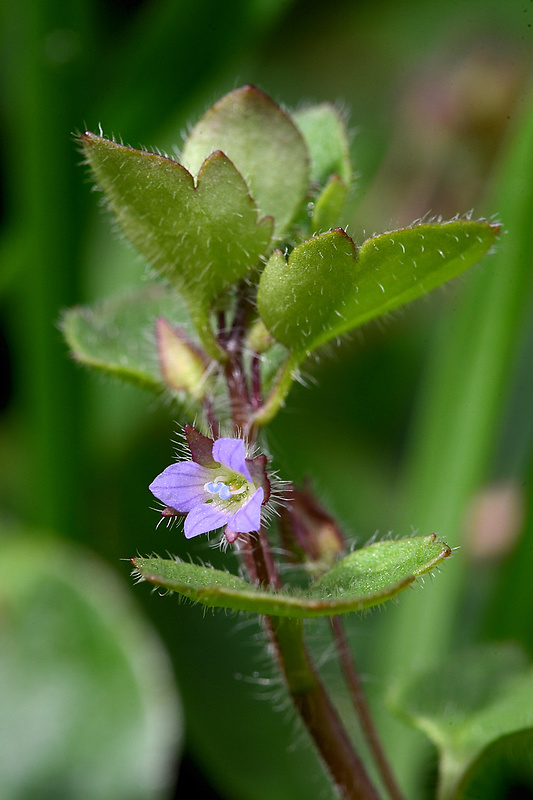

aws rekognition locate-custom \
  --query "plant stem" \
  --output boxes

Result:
[270,616,382,800]
[230,309,379,799]
[239,526,281,590]
[330,616,405,800]
[250,352,262,409]
[224,288,255,434]
[244,530,380,800]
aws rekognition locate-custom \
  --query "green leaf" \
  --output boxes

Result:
[311,174,349,232]
[258,228,357,355]
[81,133,273,359]
[389,644,533,800]
[292,103,352,185]
[181,85,309,238]
[132,534,451,618]
[0,533,181,799]
[257,220,500,356]
[62,283,209,399]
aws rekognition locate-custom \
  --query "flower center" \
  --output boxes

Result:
[204,476,247,502]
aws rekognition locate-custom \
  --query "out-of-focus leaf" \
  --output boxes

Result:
[0,533,182,800]
[389,643,533,800]
[292,103,352,185]
[373,90,533,797]
[311,174,349,231]
[257,221,500,356]
[132,534,451,618]
[181,85,309,238]
[62,284,207,400]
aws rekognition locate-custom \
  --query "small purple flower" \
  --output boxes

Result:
[150,426,270,543]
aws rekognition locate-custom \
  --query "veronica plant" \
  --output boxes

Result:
[63,86,508,800]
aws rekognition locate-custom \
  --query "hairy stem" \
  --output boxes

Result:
[331,616,404,800]
[239,525,280,589]
[229,311,379,799]
[243,531,379,800]
[224,288,255,434]
[270,617,382,800]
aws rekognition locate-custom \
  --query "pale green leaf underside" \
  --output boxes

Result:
[181,85,309,238]
[292,103,352,185]
[61,284,191,393]
[257,220,500,355]
[389,644,533,800]
[132,535,451,618]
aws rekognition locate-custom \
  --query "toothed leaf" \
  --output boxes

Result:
[181,85,309,238]
[81,133,273,359]
[257,220,500,355]
[62,285,206,400]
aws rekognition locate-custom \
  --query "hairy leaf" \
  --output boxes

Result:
[132,534,451,618]
[182,85,309,238]
[81,133,272,358]
[62,284,208,398]
[293,102,352,185]
[257,220,500,356]
[389,644,533,800]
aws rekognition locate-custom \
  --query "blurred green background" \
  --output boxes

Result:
[2,0,533,798]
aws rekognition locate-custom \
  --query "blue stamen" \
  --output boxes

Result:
[205,477,248,502]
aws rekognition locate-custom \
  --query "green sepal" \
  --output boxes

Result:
[389,644,533,800]
[132,534,451,618]
[181,85,309,238]
[155,317,210,400]
[292,103,352,185]
[61,284,207,401]
[257,220,500,356]
[81,133,273,360]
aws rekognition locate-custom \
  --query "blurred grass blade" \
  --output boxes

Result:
[373,90,533,795]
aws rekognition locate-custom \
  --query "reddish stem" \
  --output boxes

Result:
[250,352,262,409]
[226,296,380,799]
[330,616,404,800]
[245,531,380,800]
[269,616,382,800]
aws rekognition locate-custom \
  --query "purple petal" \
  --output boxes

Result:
[183,502,229,538]
[212,438,252,481]
[149,462,210,512]
[227,487,264,534]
